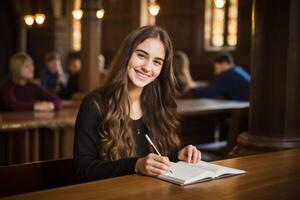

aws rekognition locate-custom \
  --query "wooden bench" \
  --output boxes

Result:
[0,158,77,197]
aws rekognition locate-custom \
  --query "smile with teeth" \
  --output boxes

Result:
[135,69,150,79]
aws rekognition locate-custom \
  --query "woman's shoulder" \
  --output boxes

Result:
[81,88,106,114]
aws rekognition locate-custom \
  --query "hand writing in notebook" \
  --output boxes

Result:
[135,153,171,176]
[177,145,201,164]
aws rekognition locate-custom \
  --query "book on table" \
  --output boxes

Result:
[157,161,246,186]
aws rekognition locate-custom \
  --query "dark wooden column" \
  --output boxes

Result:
[80,0,102,92]
[232,0,300,155]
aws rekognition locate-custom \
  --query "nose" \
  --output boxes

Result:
[141,60,152,73]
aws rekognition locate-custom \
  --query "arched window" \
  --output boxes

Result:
[204,0,238,50]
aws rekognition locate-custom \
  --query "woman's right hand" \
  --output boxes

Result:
[135,153,171,176]
[34,101,55,111]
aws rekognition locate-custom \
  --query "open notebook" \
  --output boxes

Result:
[157,161,245,186]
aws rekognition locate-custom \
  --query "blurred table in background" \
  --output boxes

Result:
[0,108,78,166]
[0,98,249,166]
[176,99,249,154]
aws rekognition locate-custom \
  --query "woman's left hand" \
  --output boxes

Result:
[177,145,201,164]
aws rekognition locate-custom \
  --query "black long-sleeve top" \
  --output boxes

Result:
[73,94,176,182]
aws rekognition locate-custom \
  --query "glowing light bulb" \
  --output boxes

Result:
[72,9,83,20]
[35,13,46,25]
[96,9,105,19]
[148,3,160,16]
[214,0,225,9]
[24,15,34,26]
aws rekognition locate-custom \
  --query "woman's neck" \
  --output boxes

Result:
[128,83,143,120]
[18,79,28,86]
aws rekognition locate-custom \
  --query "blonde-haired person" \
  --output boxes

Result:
[0,52,62,111]
[173,51,197,94]
[74,26,201,182]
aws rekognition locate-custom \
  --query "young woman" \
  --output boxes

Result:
[0,52,62,111]
[73,26,201,181]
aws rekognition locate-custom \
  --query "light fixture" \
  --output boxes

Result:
[24,15,35,26]
[72,9,83,20]
[35,13,46,25]
[96,9,105,19]
[148,1,160,16]
[214,0,225,9]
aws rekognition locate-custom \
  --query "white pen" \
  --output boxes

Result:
[145,134,173,174]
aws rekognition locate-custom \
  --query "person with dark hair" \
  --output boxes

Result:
[73,25,201,181]
[0,52,62,111]
[189,52,250,101]
[40,51,68,94]
[60,54,81,99]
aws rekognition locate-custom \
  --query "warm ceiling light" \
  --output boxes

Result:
[214,0,225,9]
[148,2,160,16]
[35,13,46,25]
[96,9,105,19]
[24,15,35,26]
[72,9,83,20]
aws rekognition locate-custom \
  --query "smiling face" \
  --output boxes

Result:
[127,37,165,89]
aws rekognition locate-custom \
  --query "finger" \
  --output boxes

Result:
[148,158,170,171]
[198,150,202,163]
[192,147,198,164]
[187,146,193,163]
[147,166,167,176]
[152,155,170,166]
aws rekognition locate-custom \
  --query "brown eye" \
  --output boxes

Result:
[137,53,146,59]
[154,60,163,66]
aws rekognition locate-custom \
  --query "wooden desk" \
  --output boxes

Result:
[0,99,248,165]
[176,99,249,149]
[176,98,249,116]
[0,99,248,132]
[0,109,78,165]
[0,109,78,132]
[3,149,300,200]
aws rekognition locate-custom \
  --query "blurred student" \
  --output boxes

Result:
[40,52,68,93]
[173,51,195,93]
[98,54,108,87]
[189,52,250,101]
[0,52,62,111]
[60,54,81,99]
[73,26,201,181]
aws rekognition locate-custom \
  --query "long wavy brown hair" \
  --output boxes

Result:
[92,25,181,161]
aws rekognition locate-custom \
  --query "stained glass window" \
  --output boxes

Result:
[204,0,238,50]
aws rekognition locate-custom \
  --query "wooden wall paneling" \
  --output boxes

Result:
[30,129,40,162]
[102,0,141,68]
[0,133,6,165]
[156,0,252,80]
[60,127,74,158]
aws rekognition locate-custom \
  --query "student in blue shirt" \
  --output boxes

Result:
[189,52,250,101]
[40,52,68,94]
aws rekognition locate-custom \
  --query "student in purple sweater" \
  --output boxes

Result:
[0,52,63,111]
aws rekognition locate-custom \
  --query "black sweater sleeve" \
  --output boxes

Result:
[73,95,139,181]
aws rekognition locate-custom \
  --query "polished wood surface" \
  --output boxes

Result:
[3,149,300,200]
[0,99,248,131]
[0,109,77,131]
[0,98,248,165]
[176,98,249,116]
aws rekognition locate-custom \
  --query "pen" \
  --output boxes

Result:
[145,134,173,174]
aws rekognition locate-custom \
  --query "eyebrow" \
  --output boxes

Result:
[135,49,164,62]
